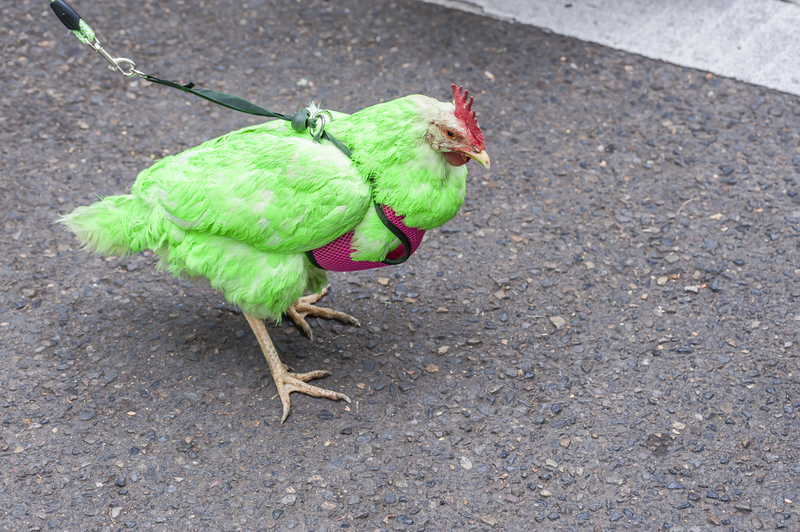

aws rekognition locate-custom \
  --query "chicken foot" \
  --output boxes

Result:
[244,312,351,423]
[286,285,361,340]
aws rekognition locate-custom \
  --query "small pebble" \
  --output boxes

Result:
[481,516,498,527]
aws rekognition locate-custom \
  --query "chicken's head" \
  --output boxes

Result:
[426,84,490,169]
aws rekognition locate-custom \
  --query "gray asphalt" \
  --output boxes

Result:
[2,0,800,531]
[425,0,800,96]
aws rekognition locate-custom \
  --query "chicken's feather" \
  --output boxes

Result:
[132,115,370,254]
[61,93,471,320]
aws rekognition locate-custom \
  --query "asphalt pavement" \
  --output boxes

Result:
[2,0,800,531]
[425,0,800,96]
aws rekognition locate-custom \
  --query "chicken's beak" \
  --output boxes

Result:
[468,149,491,170]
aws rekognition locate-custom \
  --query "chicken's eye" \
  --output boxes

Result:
[446,130,455,138]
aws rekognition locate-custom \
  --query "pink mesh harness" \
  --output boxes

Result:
[306,203,426,272]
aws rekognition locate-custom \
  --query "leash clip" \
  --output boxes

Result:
[89,40,144,78]
[50,0,144,79]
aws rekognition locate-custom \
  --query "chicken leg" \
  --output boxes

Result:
[244,312,351,423]
[286,285,361,340]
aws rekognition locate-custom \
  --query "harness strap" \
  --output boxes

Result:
[372,201,412,265]
[305,203,425,272]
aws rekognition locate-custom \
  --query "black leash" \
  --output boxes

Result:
[48,0,352,158]
[49,0,421,269]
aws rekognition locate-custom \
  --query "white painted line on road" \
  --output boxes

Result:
[423,0,800,96]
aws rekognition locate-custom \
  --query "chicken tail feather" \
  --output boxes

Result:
[58,195,147,257]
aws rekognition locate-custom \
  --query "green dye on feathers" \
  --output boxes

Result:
[61,91,487,321]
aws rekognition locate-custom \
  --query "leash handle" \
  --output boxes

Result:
[47,0,352,156]
[49,0,95,43]
[49,0,81,30]
[49,0,142,76]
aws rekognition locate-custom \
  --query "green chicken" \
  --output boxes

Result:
[61,84,489,422]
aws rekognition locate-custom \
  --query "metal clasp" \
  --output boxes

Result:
[89,39,145,78]
[308,109,333,138]
[110,57,144,78]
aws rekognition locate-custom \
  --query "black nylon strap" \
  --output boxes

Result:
[305,249,323,269]
[304,203,413,270]
[372,202,412,265]
[141,74,352,158]
[143,74,292,120]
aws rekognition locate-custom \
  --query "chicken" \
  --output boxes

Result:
[60,84,489,421]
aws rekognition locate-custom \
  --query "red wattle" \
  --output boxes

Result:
[444,152,469,166]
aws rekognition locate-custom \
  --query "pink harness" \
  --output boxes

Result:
[306,203,425,272]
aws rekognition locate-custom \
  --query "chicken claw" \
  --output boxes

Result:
[286,285,361,340]
[244,312,350,422]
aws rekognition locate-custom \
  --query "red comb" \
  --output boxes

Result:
[452,84,485,150]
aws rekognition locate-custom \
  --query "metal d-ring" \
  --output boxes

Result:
[308,109,333,138]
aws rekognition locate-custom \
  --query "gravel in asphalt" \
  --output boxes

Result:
[2,0,800,531]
